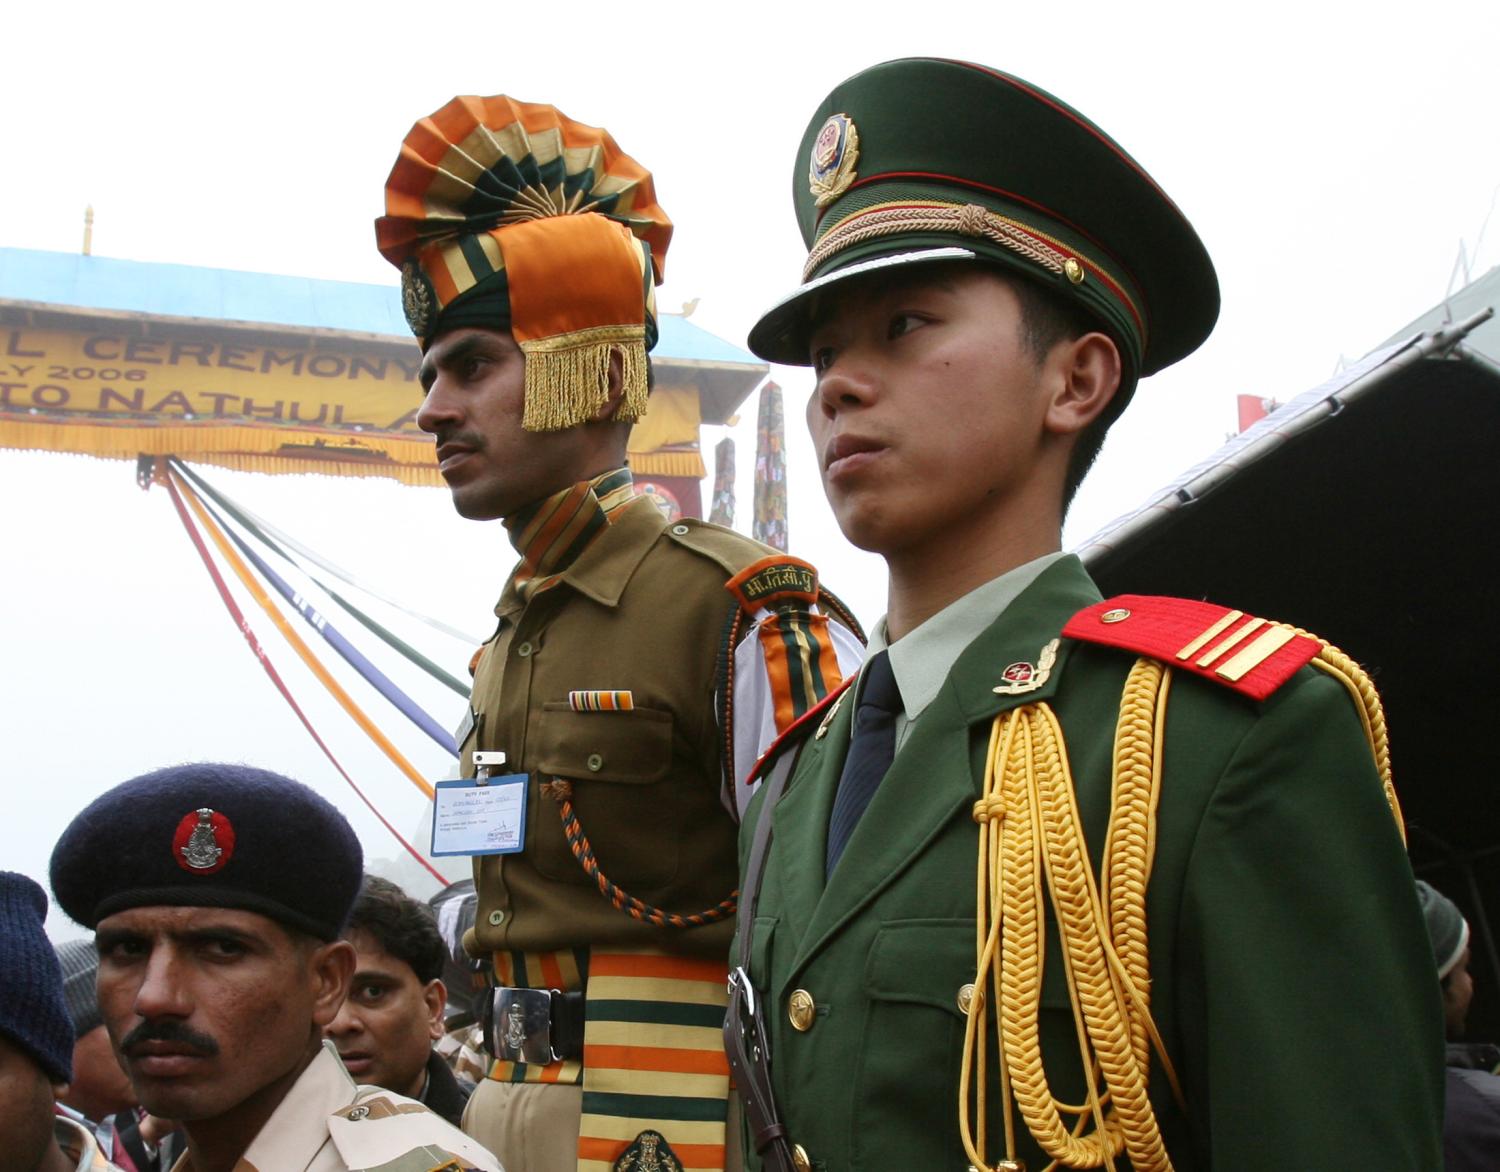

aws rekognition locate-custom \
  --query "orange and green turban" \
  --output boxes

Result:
[376,96,672,432]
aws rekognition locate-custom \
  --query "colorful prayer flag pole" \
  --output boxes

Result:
[752,382,787,552]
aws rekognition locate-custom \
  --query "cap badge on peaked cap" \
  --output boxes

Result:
[809,113,860,208]
[749,57,1221,401]
[173,807,235,874]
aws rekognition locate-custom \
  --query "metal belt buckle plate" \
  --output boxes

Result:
[488,986,560,1065]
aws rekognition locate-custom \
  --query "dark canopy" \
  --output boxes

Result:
[1080,317,1500,1034]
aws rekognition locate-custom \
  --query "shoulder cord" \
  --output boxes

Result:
[540,779,738,928]
[534,582,849,931]
[1302,634,1404,842]
[534,596,752,930]
[961,658,1181,1172]
[716,602,749,797]
[958,639,1399,1171]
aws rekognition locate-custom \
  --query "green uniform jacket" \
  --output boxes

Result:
[738,556,1443,1170]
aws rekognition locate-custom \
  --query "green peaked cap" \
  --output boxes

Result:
[749,58,1220,405]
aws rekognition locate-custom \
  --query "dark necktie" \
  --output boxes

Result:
[826,650,903,876]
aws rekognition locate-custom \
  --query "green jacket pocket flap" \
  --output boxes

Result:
[863,918,974,1018]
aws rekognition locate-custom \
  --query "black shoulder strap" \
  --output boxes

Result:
[737,752,794,969]
[725,753,800,1172]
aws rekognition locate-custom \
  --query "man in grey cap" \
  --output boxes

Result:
[49,762,502,1172]
[52,941,137,1129]
[1416,880,1500,1171]
[53,940,182,1170]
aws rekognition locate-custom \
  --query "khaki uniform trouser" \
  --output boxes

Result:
[463,1079,743,1172]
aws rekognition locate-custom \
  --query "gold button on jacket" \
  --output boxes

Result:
[787,989,816,1031]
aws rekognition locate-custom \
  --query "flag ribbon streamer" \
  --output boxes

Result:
[182,472,458,758]
[171,459,473,697]
[169,468,438,801]
[162,469,448,885]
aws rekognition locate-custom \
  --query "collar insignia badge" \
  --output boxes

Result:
[809,113,860,209]
[993,638,1060,696]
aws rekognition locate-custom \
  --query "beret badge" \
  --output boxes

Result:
[173,807,235,874]
[809,113,860,209]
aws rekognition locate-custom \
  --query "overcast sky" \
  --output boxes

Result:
[4,0,1498,935]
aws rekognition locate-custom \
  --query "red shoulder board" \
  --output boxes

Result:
[746,674,856,785]
[1063,595,1321,702]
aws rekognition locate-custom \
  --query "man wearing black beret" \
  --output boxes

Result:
[728,58,1442,1170]
[49,762,503,1172]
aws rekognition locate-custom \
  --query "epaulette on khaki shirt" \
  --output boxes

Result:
[170,1042,502,1172]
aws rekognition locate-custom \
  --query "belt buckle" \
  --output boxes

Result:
[486,986,561,1065]
[725,967,761,1067]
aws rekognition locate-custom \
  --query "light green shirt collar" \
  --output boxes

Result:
[867,551,1067,748]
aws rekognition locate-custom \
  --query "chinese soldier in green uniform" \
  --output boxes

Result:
[726,58,1443,1171]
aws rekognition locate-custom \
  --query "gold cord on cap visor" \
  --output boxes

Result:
[802,200,1143,338]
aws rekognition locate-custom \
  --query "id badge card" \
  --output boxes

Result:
[431,774,528,857]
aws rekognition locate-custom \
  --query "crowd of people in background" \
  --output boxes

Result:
[5,763,501,1171]
[5,784,1496,1171]
[6,52,1497,1172]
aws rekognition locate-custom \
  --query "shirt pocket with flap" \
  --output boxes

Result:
[530,702,681,887]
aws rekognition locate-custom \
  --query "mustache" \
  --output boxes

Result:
[435,427,487,451]
[120,1019,221,1058]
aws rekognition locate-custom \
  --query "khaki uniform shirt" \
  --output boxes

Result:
[54,1114,125,1172]
[464,499,784,960]
[169,1043,502,1172]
